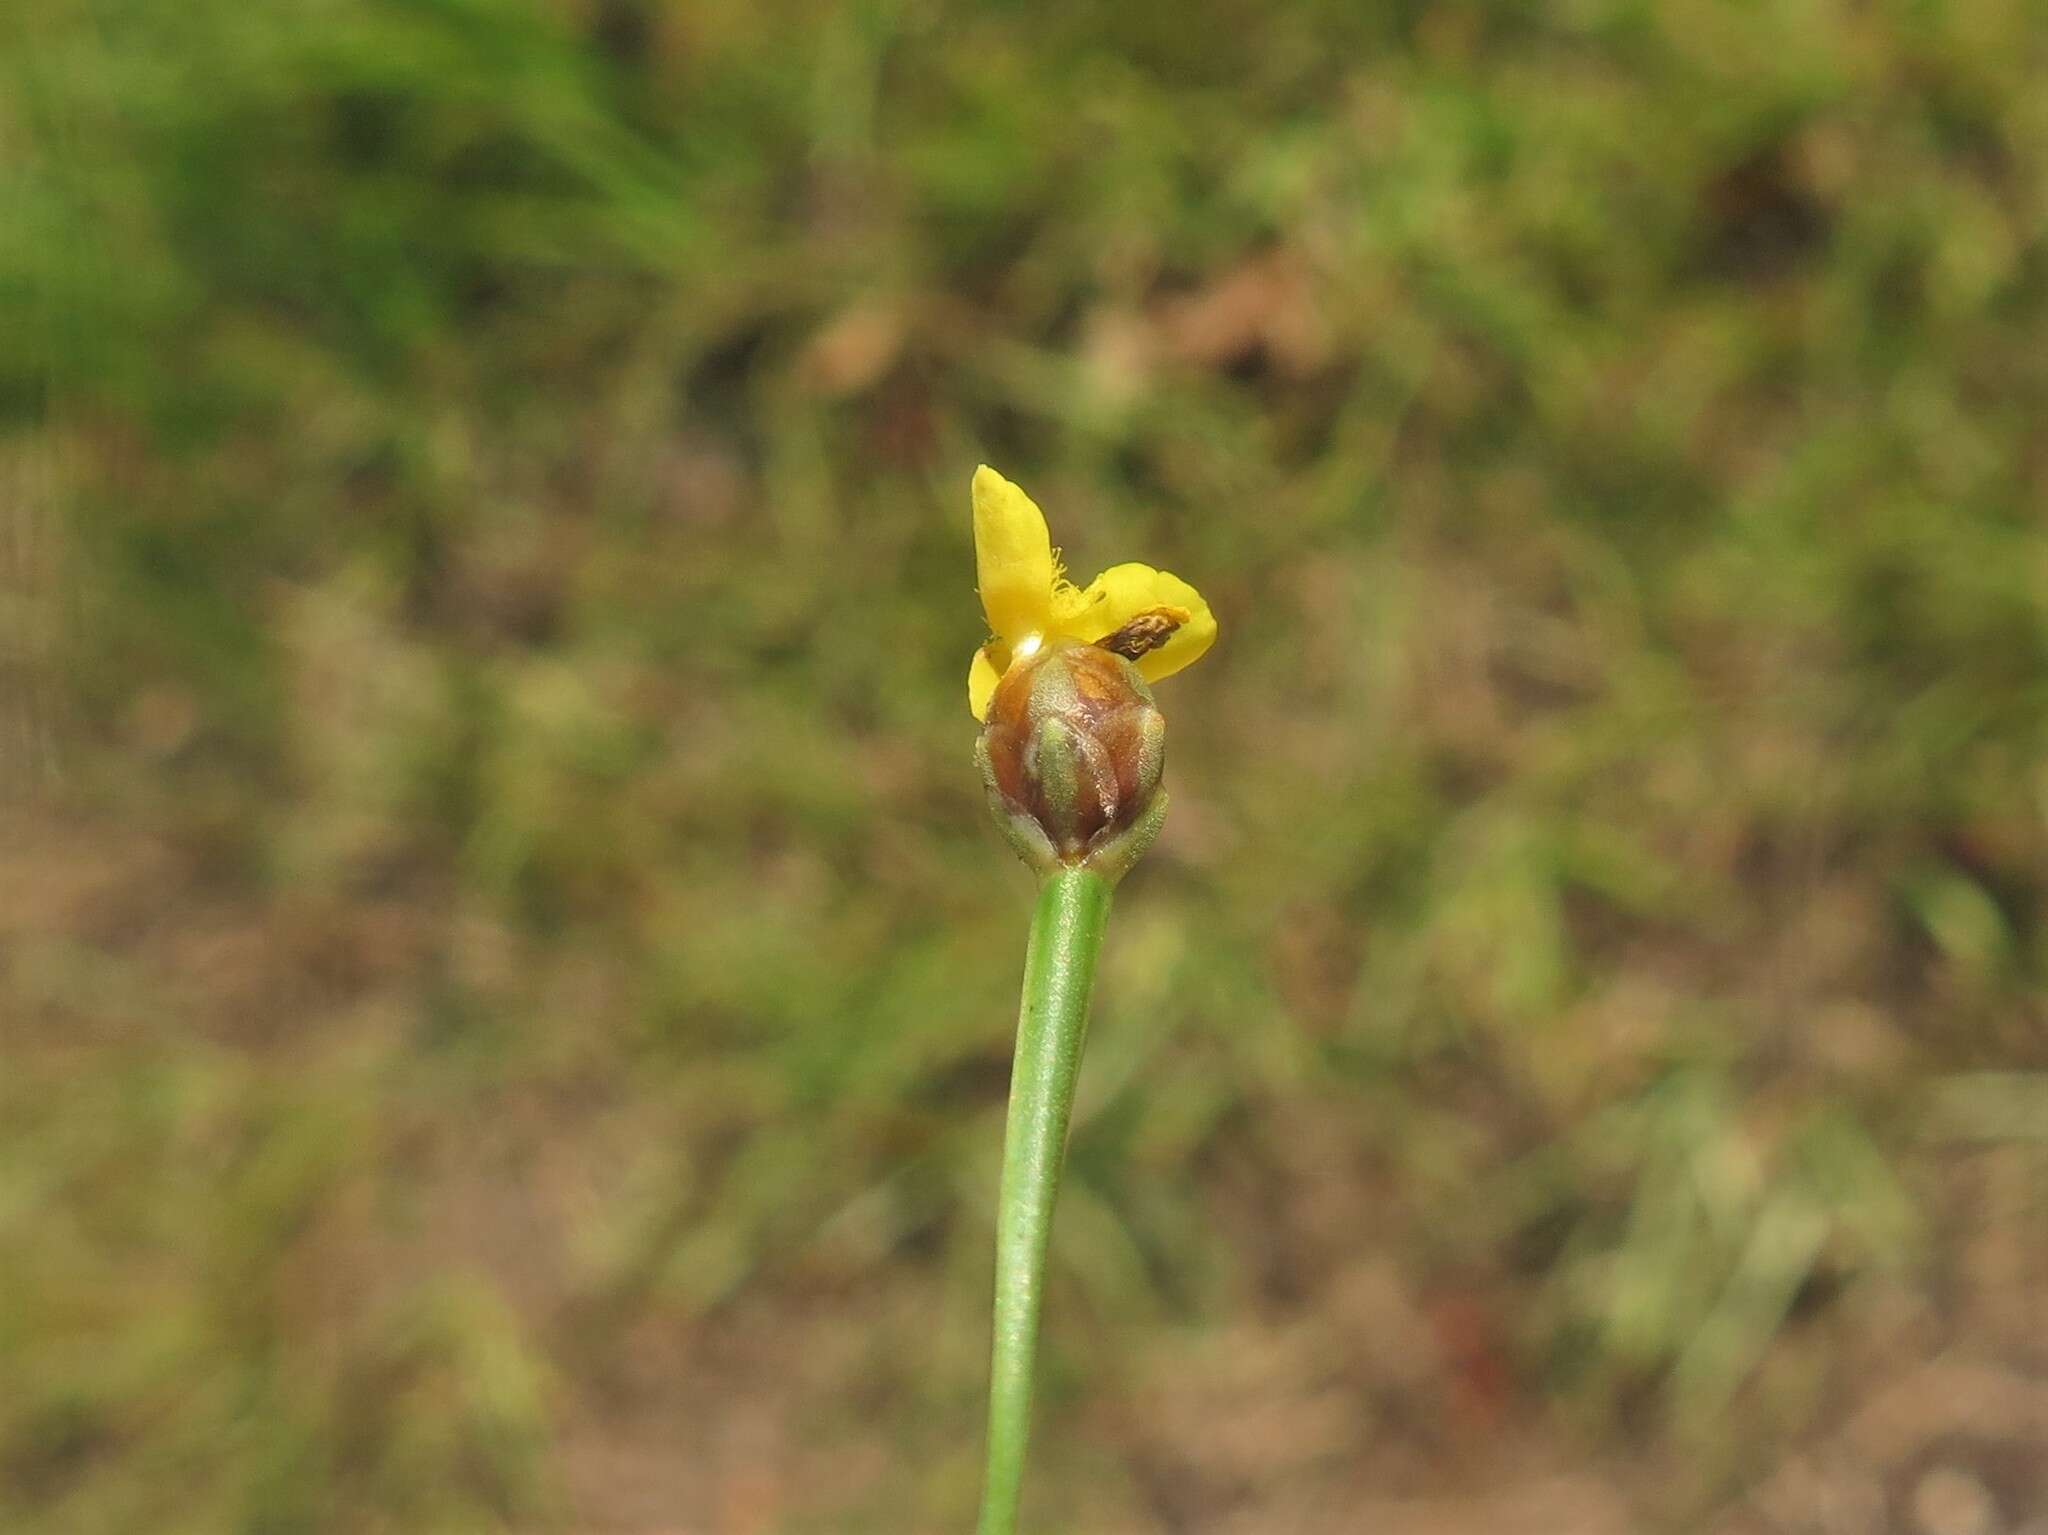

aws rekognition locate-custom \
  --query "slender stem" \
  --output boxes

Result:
[976,865,1113,1535]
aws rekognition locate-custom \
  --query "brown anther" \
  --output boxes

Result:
[1096,606,1189,661]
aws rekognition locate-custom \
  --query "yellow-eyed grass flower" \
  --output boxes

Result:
[967,465,1214,725]
[965,467,1214,1535]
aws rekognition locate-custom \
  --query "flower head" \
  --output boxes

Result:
[967,466,1215,721]
[968,467,1213,881]
[977,641,1167,880]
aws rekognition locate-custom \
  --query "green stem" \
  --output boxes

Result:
[976,865,1113,1535]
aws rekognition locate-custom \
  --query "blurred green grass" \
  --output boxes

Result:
[5,0,2048,1530]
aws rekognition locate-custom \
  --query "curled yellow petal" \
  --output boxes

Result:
[972,466,1056,648]
[968,644,1004,721]
[1052,561,1217,682]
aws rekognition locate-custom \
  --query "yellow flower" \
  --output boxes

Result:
[967,466,1217,720]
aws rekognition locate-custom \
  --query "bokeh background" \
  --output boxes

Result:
[7,1,2048,1531]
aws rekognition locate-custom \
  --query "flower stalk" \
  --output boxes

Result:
[976,865,1111,1535]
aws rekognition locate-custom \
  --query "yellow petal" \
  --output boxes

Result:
[967,645,1004,721]
[972,465,1056,647]
[1052,562,1217,682]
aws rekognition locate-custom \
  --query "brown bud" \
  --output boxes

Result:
[975,639,1167,881]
